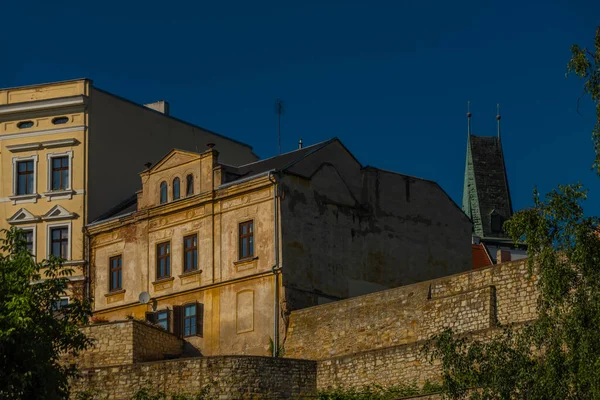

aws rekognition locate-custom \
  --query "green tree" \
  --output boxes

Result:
[568,26,600,173]
[0,227,92,399]
[424,26,600,400]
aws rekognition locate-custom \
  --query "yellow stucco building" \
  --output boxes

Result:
[88,139,472,356]
[0,79,257,301]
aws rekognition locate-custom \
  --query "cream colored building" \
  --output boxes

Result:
[88,139,472,356]
[0,79,257,298]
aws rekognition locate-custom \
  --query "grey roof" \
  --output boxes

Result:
[90,194,138,224]
[221,139,335,182]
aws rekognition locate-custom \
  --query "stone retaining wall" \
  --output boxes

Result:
[78,320,183,368]
[286,259,537,360]
[71,356,316,399]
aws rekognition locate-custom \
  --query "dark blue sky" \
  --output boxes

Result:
[2,0,599,215]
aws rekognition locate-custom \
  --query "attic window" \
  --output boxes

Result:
[186,174,194,196]
[52,117,69,125]
[17,121,34,129]
[160,182,168,204]
[173,178,180,200]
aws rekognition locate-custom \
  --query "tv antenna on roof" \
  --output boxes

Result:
[275,99,285,155]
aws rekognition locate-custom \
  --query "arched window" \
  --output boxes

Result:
[173,178,180,200]
[186,174,194,196]
[160,182,168,204]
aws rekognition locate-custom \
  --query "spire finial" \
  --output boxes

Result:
[496,103,501,140]
[467,101,472,136]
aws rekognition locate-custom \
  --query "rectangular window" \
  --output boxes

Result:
[53,297,69,311]
[156,242,171,279]
[51,156,69,190]
[156,310,169,331]
[23,229,34,254]
[16,160,34,195]
[109,255,122,292]
[50,227,68,259]
[239,220,254,259]
[183,234,198,272]
[183,303,197,336]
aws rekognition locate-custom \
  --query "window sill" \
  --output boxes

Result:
[104,289,126,304]
[104,289,126,297]
[152,277,174,292]
[43,189,75,201]
[233,256,258,265]
[9,193,40,205]
[153,276,175,284]
[179,269,202,285]
[63,260,85,266]
[178,269,202,278]
[234,256,258,272]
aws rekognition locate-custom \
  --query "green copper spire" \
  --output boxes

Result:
[461,105,512,239]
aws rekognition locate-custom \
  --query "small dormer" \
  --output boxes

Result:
[138,148,219,209]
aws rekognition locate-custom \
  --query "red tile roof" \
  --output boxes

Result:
[472,243,493,269]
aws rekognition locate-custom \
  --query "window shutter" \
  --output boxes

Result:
[145,311,156,324]
[173,305,183,338]
[196,302,204,337]
[166,309,173,333]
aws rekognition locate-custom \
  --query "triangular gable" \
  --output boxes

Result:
[147,149,201,174]
[7,208,40,225]
[42,205,77,221]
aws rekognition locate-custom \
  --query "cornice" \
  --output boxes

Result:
[0,95,86,116]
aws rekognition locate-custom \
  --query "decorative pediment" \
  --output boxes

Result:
[42,205,77,221]
[7,208,40,225]
[149,150,201,174]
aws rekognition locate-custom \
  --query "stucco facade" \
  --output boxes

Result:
[88,139,472,357]
[0,79,257,299]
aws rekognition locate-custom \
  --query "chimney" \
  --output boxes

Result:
[298,138,303,149]
[144,100,170,116]
[496,249,511,264]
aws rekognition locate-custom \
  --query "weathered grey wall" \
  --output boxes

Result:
[279,146,472,310]
[71,356,317,399]
[87,88,258,222]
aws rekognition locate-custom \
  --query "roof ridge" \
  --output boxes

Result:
[237,138,335,169]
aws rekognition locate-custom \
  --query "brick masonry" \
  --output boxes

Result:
[71,356,316,399]
[286,259,537,361]
[72,260,538,397]
[286,259,538,390]
[77,320,183,368]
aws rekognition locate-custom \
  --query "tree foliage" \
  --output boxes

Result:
[424,26,600,399]
[0,227,92,399]
[567,26,600,173]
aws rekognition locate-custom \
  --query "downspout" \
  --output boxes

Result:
[268,170,281,357]
[83,226,91,302]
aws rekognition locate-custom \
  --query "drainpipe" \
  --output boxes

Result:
[83,226,91,302]
[268,171,280,357]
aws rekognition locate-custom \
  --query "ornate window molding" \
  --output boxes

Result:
[10,155,39,205]
[46,221,72,260]
[45,150,74,201]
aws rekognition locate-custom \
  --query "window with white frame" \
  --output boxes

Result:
[46,151,73,192]
[12,155,38,197]
[47,223,71,260]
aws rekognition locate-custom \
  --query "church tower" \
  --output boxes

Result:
[462,104,520,265]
